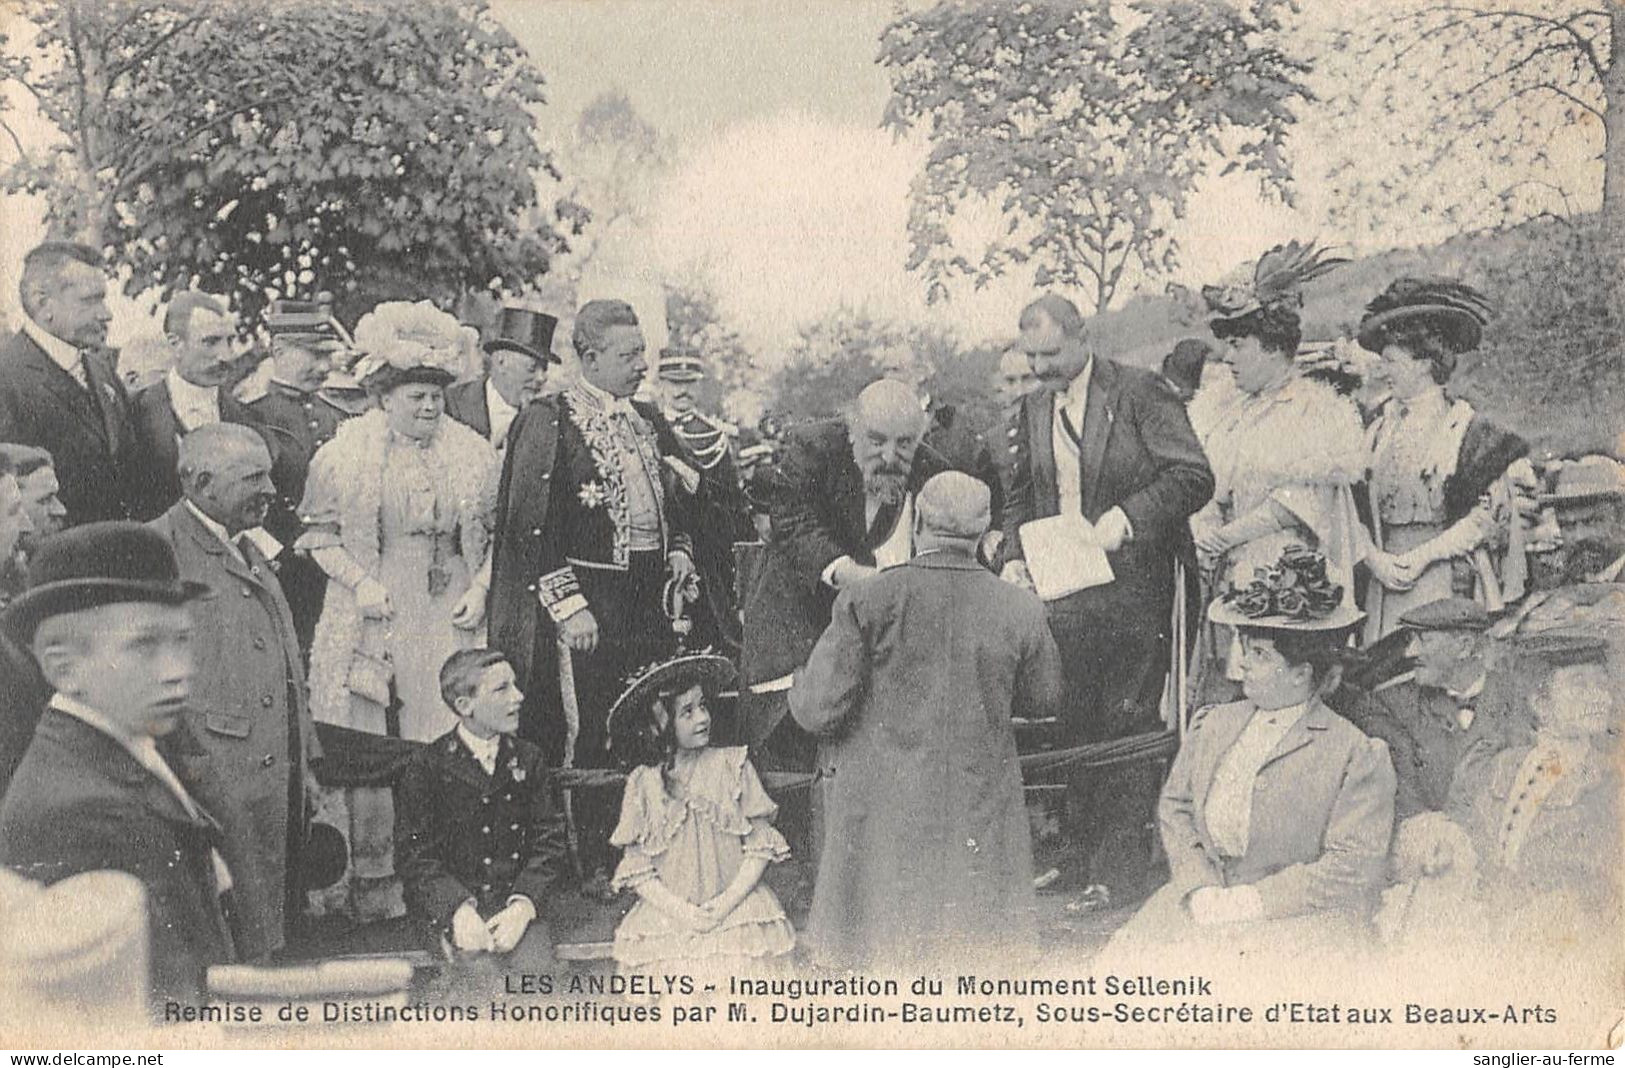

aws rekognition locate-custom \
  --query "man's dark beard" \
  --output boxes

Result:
[863,469,908,505]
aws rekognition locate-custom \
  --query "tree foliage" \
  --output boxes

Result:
[879,0,1312,312]
[1322,2,1621,240]
[664,279,760,421]
[0,0,568,324]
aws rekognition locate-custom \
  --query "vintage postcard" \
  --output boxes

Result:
[0,0,1620,1052]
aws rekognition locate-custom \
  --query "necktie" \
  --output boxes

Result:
[1059,405,1083,449]
[866,497,900,549]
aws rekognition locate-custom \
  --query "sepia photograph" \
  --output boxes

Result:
[0,0,1620,1052]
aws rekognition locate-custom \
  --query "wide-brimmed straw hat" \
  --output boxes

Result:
[605,652,737,745]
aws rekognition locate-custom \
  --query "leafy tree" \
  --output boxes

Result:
[0,0,568,324]
[1323,2,1622,242]
[768,308,963,423]
[879,0,1312,312]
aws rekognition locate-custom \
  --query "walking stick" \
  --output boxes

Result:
[556,638,584,883]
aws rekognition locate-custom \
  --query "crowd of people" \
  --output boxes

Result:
[0,236,1618,1014]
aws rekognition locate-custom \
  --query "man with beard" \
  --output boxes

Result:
[998,293,1213,905]
[146,424,318,961]
[741,379,969,766]
[128,292,263,520]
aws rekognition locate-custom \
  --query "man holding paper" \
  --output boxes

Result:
[998,294,1214,901]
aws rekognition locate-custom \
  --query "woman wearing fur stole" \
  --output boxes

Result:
[298,300,499,920]
[1188,243,1367,700]
[1356,278,1536,641]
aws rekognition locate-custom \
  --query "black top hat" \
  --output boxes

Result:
[2,522,211,644]
[484,307,559,365]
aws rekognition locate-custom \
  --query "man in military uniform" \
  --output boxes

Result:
[1344,597,1533,819]
[394,649,567,980]
[654,347,753,656]
[489,299,698,888]
[244,300,356,654]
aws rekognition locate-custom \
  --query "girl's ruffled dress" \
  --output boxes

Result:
[610,747,794,972]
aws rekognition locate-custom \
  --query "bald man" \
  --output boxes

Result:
[791,471,1063,968]
[740,379,988,749]
[147,423,318,961]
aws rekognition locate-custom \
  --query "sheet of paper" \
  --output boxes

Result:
[1019,513,1114,601]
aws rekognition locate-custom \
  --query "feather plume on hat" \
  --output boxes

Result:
[1201,240,1349,319]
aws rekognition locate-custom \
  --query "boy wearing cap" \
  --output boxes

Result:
[0,522,235,1008]
[394,648,567,973]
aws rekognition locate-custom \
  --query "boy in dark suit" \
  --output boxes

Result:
[394,649,567,973]
[0,522,234,1009]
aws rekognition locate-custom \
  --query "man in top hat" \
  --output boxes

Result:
[245,298,357,654]
[445,307,559,450]
[0,242,137,526]
[791,472,1062,968]
[146,424,319,962]
[489,299,699,887]
[0,522,235,1007]
[1343,596,1533,820]
[654,347,754,656]
[127,292,265,521]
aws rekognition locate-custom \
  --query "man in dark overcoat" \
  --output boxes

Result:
[0,243,137,526]
[791,472,1063,968]
[147,424,319,961]
[997,293,1214,900]
[0,522,234,1008]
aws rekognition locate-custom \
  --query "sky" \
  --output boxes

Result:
[0,1,1599,358]
[489,0,1410,352]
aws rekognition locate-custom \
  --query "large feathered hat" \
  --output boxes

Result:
[1356,277,1493,354]
[1202,241,1348,320]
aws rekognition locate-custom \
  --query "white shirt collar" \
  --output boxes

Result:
[22,314,83,375]
[184,499,239,549]
[1052,357,1094,420]
[457,723,501,769]
[50,692,137,744]
[1254,699,1312,728]
[485,376,519,420]
[166,368,220,431]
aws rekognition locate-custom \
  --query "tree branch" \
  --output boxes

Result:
[105,12,209,87]
[0,115,27,159]
[1487,79,1605,122]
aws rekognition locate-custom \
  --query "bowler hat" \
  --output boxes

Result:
[2,522,210,643]
[485,307,559,365]
[1398,597,1493,633]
